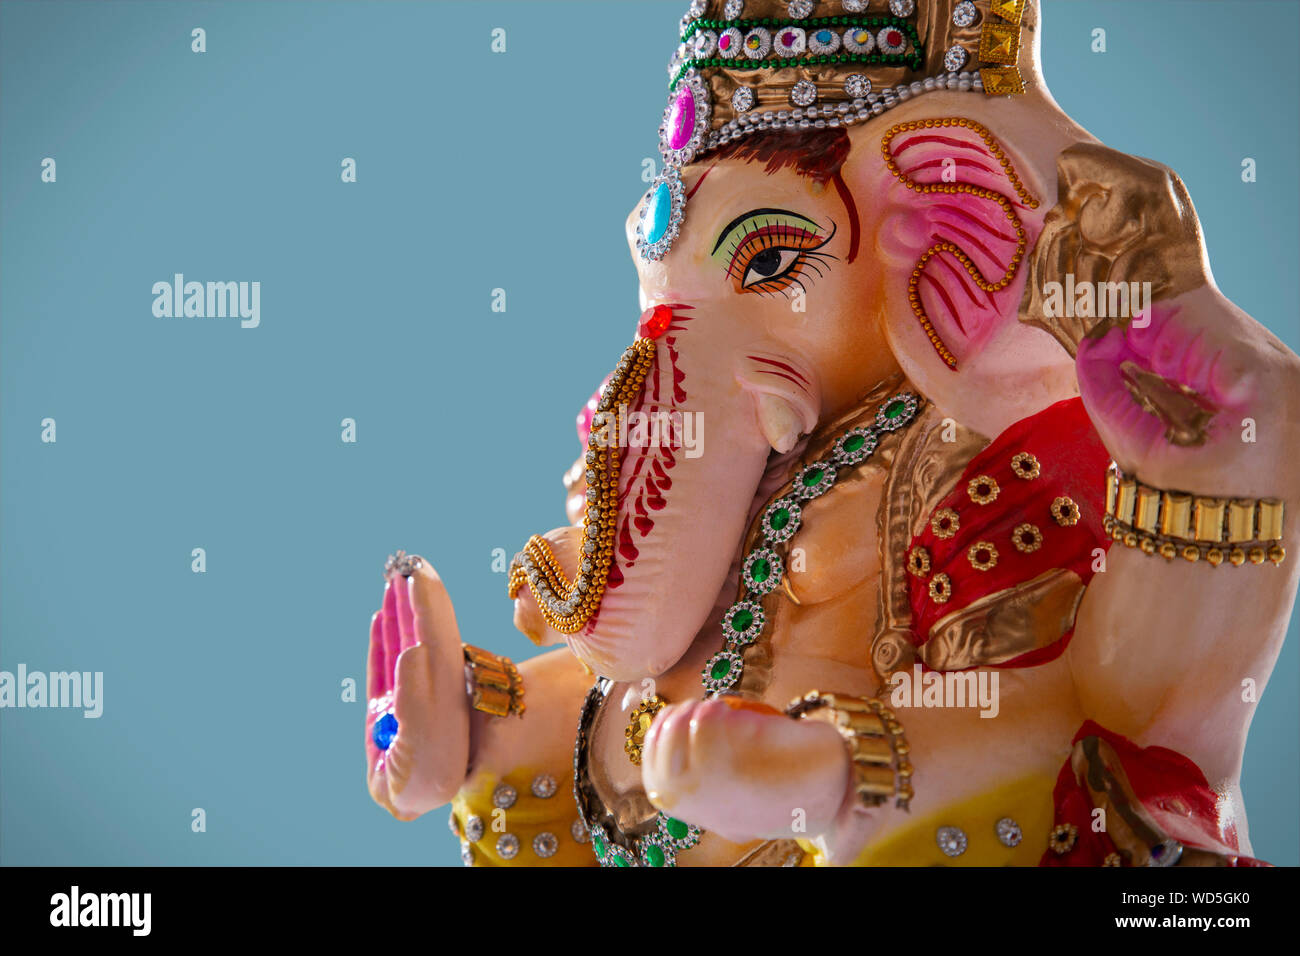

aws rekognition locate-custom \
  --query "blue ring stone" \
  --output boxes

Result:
[645,182,672,245]
[372,712,398,751]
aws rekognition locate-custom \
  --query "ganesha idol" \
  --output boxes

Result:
[364,0,1299,867]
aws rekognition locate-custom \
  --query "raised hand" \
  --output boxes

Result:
[1069,285,1300,784]
[365,555,471,820]
[1077,288,1300,501]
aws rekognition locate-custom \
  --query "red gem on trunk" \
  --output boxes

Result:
[639,304,674,340]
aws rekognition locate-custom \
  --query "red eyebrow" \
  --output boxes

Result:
[687,164,715,199]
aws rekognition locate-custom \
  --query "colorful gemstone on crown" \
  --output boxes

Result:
[743,27,772,59]
[877,27,907,54]
[809,27,840,55]
[775,26,806,56]
[659,70,710,166]
[668,89,695,151]
[843,28,875,54]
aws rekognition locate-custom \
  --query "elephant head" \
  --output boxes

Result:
[512,0,1083,682]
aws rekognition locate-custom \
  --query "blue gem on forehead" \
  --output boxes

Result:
[372,712,398,751]
[646,181,672,246]
[637,167,685,261]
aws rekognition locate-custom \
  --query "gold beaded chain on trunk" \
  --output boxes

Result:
[507,338,657,634]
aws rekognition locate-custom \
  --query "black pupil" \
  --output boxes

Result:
[750,248,784,277]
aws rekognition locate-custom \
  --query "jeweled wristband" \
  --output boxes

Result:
[786,691,913,811]
[463,645,525,718]
[1104,463,1286,567]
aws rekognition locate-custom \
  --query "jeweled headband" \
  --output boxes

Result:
[637,0,1032,261]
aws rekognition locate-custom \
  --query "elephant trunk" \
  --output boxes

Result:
[565,336,777,680]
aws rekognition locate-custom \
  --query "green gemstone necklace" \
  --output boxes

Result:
[575,390,922,867]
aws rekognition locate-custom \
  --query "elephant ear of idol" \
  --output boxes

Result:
[845,115,1078,441]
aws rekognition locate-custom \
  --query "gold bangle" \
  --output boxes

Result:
[1104,463,1286,567]
[463,645,525,718]
[786,691,913,811]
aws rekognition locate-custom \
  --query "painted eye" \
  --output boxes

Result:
[711,208,838,296]
[742,248,802,287]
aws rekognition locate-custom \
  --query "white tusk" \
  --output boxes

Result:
[755,391,804,454]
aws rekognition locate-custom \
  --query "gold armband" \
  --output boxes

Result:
[463,645,525,718]
[786,691,913,811]
[1104,463,1286,567]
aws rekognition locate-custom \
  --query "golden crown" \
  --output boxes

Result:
[637,0,1033,259]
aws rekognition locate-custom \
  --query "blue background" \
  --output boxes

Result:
[2,0,1297,866]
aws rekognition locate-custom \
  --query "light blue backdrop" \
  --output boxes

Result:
[2,0,1296,866]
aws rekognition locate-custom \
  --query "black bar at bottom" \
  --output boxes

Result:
[0,864,1281,941]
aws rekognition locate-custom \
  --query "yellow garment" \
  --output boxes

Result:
[451,769,597,867]
[799,774,1056,866]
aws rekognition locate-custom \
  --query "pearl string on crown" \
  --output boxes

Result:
[705,70,984,148]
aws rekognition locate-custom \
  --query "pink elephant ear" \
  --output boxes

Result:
[880,118,1043,370]
[859,117,1075,441]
